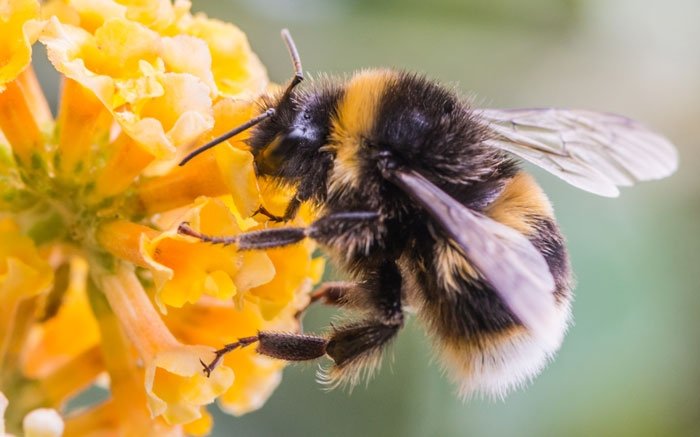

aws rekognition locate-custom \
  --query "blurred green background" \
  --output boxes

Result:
[198,1,699,436]
[40,0,700,435]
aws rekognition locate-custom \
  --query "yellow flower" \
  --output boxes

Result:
[23,257,100,378]
[0,0,40,93]
[95,263,234,425]
[0,0,324,435]
[163,280,319,416]
[174,11,267,98]
[0,219,53,360]
[98,197,277,310]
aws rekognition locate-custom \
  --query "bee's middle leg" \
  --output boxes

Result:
[261,260,404,385]
[321,260,404,385]
[202,261,404,386]
[309,281,355,305]
[294,281,355,320]
[297,279,393,317]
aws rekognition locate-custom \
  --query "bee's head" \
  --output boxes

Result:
[248,87,340,181]
[179,27,341,198]
[179,30,340,189]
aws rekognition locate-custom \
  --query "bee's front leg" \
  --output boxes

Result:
[252,205,286,222]
[253,176,322,223]
[178,210,380,250]
[252,196,301,223]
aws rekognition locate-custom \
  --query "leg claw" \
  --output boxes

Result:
[199,336,259,378]
[254,205,285,223]
[199,359,213,377]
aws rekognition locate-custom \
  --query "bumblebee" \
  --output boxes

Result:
[178,30,677,396]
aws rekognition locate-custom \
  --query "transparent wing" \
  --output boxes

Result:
[480,108,679,197]
[387,168,557,340]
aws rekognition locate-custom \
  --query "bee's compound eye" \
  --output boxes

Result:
[443,101,454,113]
[375,149,398,175]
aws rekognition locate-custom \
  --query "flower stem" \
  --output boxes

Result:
[92,261,178,362]
[0,296,39,387]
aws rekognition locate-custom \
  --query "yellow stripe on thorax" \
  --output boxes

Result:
[328,69,397,191]
[485,172,554,235]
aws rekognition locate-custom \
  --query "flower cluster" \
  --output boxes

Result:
[0,0,323,435]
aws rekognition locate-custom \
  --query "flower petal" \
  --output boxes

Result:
[64,0,127,33]
[96,262,235,425]
[161,35,217,96]
[39,17,215,170]
[0,69,47,166]
[55,78,113,177]
[145,344,233,425]
[176,12,267,98]
[142,197,275,309]
[23,257,100,378]
[89,17,161,78]
[137,150,231,214]
[249,242,318,320]
[0,0,39,91]
[163,299,295,416]
[182,407,212,437]
[122,0,176,31]
[0,219,53,341]
[92,131,155,199]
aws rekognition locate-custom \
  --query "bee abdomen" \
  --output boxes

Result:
[529,217,573,303]
[406,173,573,397]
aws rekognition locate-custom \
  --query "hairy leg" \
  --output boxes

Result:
[178,211,380,250]
[294,281,355,320]
[201,261,404,388]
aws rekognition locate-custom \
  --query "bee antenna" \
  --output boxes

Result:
[179,29,302,167]
[280,28,304,101]
[179,108,275,166]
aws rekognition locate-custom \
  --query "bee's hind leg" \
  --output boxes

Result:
[201,332,330,376]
